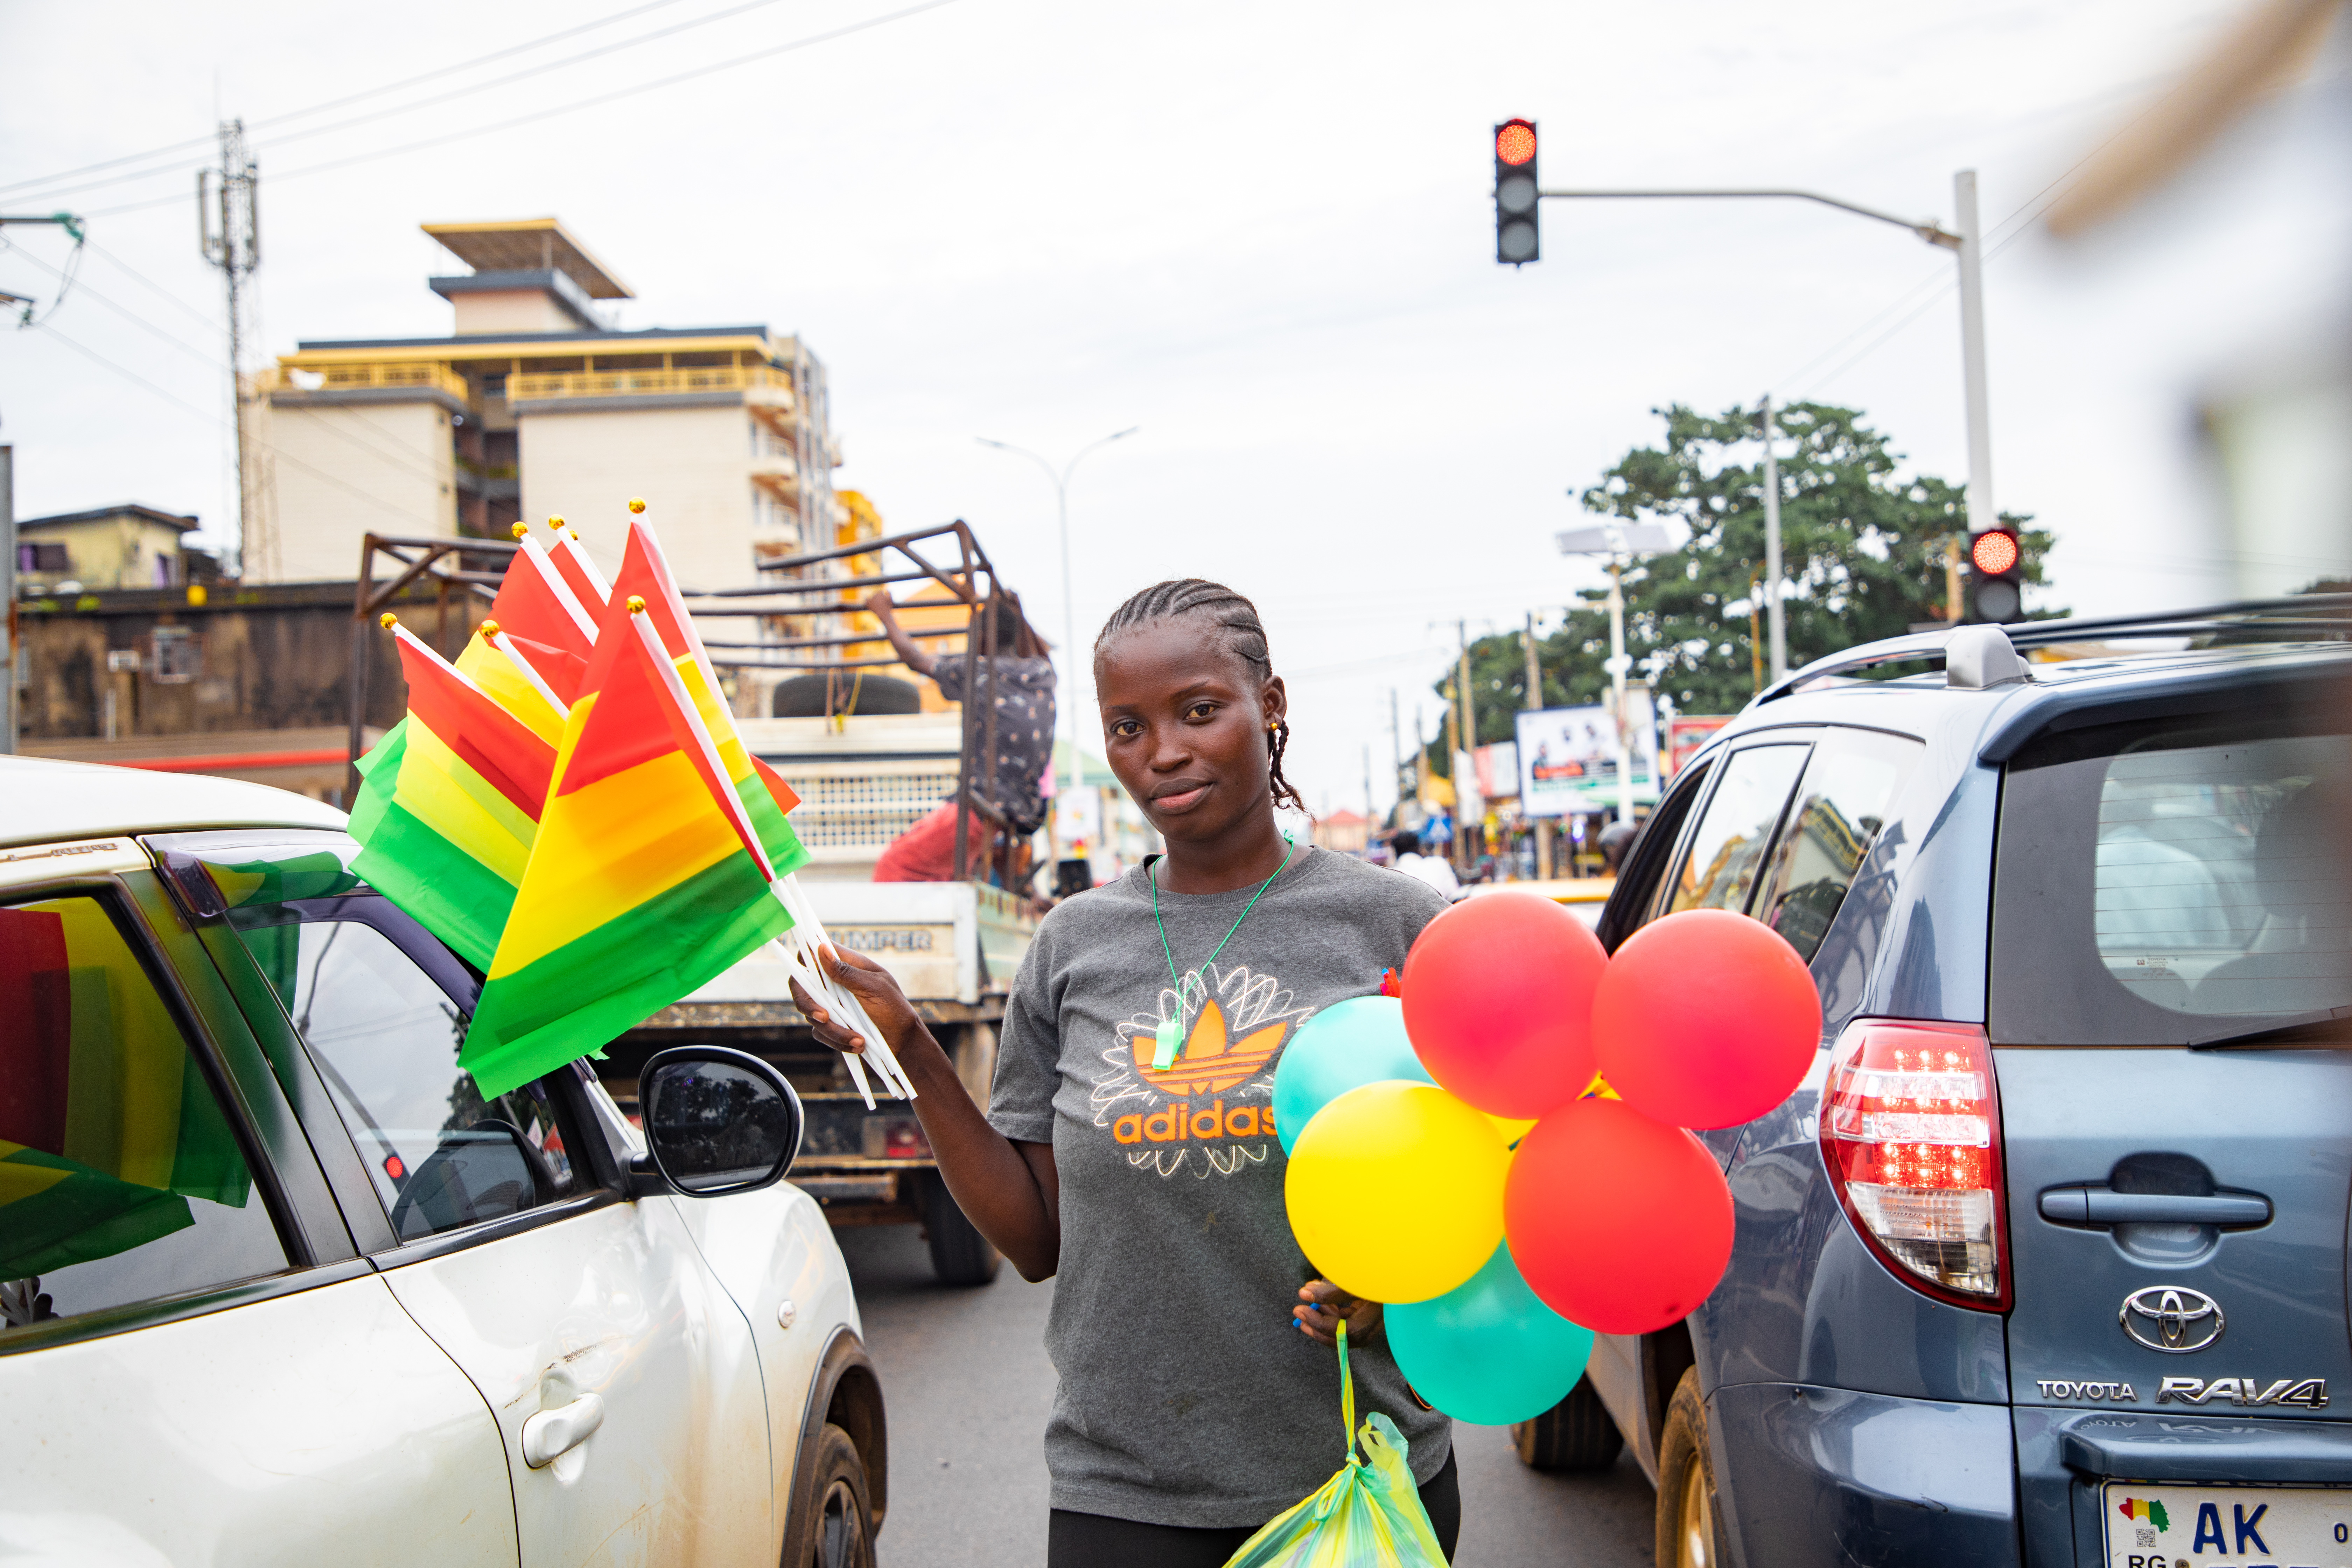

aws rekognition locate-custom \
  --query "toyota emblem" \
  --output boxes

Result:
[2120,1286,2225,1353]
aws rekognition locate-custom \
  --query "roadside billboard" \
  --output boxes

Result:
[1665,715,1734,779]
[1514,699,1657,817]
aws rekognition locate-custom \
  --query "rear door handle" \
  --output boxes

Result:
[2039,1188,2271,1227]
[522,1392,606,1468]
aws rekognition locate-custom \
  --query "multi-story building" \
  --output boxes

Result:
[258,217,843,708]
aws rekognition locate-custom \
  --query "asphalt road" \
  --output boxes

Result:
[840,1223,1657,1568]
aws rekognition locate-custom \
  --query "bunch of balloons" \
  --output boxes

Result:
[1276,894,1819,1426]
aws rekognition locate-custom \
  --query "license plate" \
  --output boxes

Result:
[2102,1481,2352,1566]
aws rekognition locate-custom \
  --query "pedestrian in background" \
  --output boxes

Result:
[1389,828,1466,903]
[796,579,1462,1567]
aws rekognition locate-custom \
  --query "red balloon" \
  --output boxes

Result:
[1591,909,1821,1130]
[1400,891,1608,1119]
[1505,1098,1732,1335]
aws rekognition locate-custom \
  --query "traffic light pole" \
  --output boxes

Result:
[1533,175,2002,610]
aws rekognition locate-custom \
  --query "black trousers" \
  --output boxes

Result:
[1046,1449,1461,1568]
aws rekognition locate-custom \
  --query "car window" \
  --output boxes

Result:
[2095,733,2351,1015]
[224,897,581,1244]
[1751,730,1921,964]
[1994,703,2352,1044]
[0,894,287,1331]
[1665,743,1811,916]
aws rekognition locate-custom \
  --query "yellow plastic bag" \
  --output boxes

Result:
[1221,1322,1449,1568]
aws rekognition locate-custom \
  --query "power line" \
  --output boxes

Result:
[29,0,805,209]
[4,242,218,363]
[86,242,220,330]
[34,322,420,525]
[83,0,960,218]
[0,0,701,202]
[1775,54,2218,401]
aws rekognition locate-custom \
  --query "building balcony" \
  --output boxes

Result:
[266,361,472,404]
[751,452,802,498]
[507,362,796,408]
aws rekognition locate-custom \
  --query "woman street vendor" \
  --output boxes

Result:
[795,578,1462,1566]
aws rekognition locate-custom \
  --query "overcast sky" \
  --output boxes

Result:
[5,0,2347,816]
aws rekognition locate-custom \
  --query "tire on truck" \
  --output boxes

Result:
[917,1169,1001,1285]
[918,1021,1002,1286]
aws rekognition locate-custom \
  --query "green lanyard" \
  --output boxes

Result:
[1148,839,1296,1069]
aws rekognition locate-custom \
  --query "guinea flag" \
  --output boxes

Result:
[0,897,255,1281]
[460,600,792,1099]
[594,508,808,881]
[484,524,601,704]
[349,620,558,971]
[542,516,612,610]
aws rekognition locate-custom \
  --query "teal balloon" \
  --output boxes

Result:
[1272,995,1432,1154]
[1387,1241,1595,1425]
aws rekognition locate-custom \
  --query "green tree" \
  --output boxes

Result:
[1441,401,2058,726]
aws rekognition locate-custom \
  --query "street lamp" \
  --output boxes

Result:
[975,427,1140,742]
[1556,519,1672,827]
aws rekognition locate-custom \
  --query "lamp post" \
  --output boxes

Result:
[1556,520,1673,826]
[975,427,1140,742]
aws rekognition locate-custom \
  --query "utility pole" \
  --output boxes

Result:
[1362,744,1373,836]
[1605,560,1633,828]
[198,121,262,581]
[1954,170,1996,531]
[1388,687,1405,830]
[1523,610,1546,880]
[1455,620,1477,872]
[1760,393,1786,681]
[1,443,13,754]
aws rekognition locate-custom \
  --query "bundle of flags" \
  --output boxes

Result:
[349,503,914,1105]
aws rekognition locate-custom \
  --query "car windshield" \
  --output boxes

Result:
[1992,701,2352,1045]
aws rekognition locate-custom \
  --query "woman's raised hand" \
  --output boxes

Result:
[789,944,920,1058]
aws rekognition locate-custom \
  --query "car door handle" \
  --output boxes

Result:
[2039,1188,2271,1227]
[521,1391,606,1468]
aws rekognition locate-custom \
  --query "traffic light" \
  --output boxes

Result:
[1494,118,1539,265]
[1963,524,2024,624]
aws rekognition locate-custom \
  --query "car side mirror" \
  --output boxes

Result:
[632,1046,803,1198]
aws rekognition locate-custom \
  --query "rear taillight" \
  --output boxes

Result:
[1820,1018,2009,1310]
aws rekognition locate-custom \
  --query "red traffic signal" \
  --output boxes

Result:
[1494,119,1539,265]
[1963,526,2024,624]
[1970,529,2019,576]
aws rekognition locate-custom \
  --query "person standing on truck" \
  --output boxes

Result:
[796,578,1462,1567]
[863,588,1054,887]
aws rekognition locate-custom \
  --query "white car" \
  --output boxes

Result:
[0,759,884,1568]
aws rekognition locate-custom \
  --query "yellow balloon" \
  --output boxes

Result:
[1285,1081,1509,1304]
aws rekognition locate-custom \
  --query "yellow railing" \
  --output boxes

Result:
[271,362,471,401]
[508,364,795,405]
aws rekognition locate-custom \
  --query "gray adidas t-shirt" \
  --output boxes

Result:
[987,844,1453,1529]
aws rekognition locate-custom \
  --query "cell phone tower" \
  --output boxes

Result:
[198,120,265,581]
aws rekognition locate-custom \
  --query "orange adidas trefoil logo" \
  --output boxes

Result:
[1128,999,1287,1099]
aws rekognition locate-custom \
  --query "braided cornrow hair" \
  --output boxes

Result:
[1095,578,1309,816]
